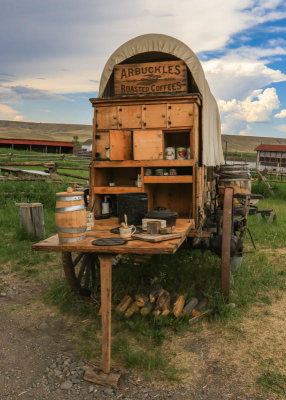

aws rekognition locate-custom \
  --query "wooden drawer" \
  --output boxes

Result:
[168,103,193,127]
[95,106,118,129]
[142,104,167,128]
[133,130,163,160]
[118,105,142,129]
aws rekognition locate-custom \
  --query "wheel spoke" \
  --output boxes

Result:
[78,254,89,283]
[72,252,85,268]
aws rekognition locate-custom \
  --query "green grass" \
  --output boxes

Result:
[1,179,286,381]
[257,370,286,395]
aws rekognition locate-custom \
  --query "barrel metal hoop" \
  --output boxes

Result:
[56,205,85,213]
[56,226,86,233]
[56,195,83,202]
[58,235,86,243]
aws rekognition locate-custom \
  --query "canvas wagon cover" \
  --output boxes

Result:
[98,34,224,167]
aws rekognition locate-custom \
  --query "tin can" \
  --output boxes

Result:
[155,168,164,176]
[169,168,177,176]
[165,147,175,160]
[176,147,187,160]
[145,168,153,176]
[187,147,191,159]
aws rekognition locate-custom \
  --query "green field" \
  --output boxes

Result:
[0,176,286,392]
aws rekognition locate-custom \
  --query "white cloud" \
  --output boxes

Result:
[219,88,280,134]
[0,104,23,121]
[276,124,286,133]
[274,109,286,118]
[0,0,285,97]
[203,55,286,100]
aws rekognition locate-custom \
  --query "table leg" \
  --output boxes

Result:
[99,254,112,374]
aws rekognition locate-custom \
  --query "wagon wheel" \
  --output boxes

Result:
[62,252,100,297]
[221,187,234,300]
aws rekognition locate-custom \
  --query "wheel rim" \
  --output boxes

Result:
[62,252,99,297]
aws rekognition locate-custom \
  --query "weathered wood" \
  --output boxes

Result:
[124,301,139,317]
[161,298,171,316]
[114,61,187,96]
[135,294,148,308]
[155,290,171,310]
[133,232,182,242]
[183,297,198,315]
[32,218,194,255]
[144,175,192,184]
[93,160,194,168]
[115,295,133,313]
[110,130,132,160]
[99,255,112,374]
[189,310,211,326]
[84,367,120,386]
[56,171,88,180]
[149,285,163,303]
[133,130,163,160]
[140,301,153,316]
[173,295,185,318]
[18,203,45,238]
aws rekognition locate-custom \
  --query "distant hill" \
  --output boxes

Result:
[0,120,92,143]
[0,120,285,152]
[221,134,286,153]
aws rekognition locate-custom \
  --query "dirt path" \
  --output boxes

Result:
[0,262,285,400]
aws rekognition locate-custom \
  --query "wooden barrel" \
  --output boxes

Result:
[55,188,87,243]
[218,166,251,206]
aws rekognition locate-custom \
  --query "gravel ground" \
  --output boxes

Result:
[0,274,282,400]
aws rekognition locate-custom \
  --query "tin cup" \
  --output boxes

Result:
[165,147,175,160]
[187,147,191,159]
[176,147,187,160]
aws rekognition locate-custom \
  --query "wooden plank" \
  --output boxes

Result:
[32,219,194,254]
[114,61,187,96]
[93,186,142,194]
[93,160,194,168]
[133,130,163,160]
[143,104,167,128]
[84,367,120,386]
[118,105,142,128]
[95,131,109,160]
[99,255,112,374]
[168,103,193,127]
[143,175,192,184]
[133,232,182,242]
[90,94,201,107]
[95,106,118,129]
[110,130,132,160]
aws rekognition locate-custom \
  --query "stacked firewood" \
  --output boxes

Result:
[114,285,208,321]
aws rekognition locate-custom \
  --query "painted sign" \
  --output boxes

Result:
[114,60,187,96]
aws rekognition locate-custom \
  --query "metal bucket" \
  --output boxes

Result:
[55,189,87,243]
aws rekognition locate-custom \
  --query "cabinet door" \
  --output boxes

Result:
[133,130,163,160]
[118,105,142,129]
[110,130,132,160]
[142,104,167,128]
[167,103,193,127]
[95,106,118,129]
[94,131,109,159]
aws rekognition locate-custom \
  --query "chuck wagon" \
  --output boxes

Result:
[33,34,253,376]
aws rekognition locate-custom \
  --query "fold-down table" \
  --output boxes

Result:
[32,218,194,374]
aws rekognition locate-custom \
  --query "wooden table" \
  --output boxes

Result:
[32,218,194,375]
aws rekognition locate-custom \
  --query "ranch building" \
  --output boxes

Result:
[255,144,286,170]
[0,138,74,154]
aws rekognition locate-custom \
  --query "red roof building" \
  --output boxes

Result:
[255,143,286,168]
[0,138,74,154]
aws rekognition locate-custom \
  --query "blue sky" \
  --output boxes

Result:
[0,0,286,138]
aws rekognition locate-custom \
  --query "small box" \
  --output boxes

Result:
[142,218,166,231]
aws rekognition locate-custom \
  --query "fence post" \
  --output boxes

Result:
[18,203,45,238]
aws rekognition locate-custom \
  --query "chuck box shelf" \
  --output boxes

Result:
[93,186,143,194]
[93,160,194,167]
[144,175,193,184]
